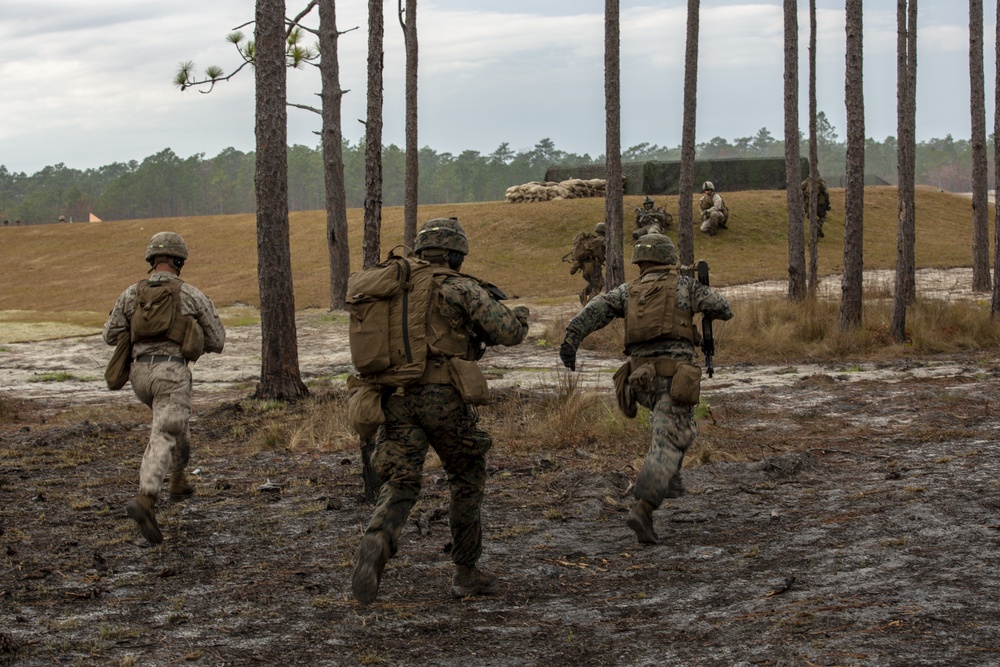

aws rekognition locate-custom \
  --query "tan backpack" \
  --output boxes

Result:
[346,247,437,387]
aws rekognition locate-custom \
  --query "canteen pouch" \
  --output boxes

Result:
[612,361,637,418]
[447,357,491,405]
[180,317,205,362]
[669,362,702,406]
[105,331,133,391]
[347,375,385,437]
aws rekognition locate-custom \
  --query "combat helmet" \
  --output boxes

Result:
[643,196,655,209]
[414,217,469,255]
[631,233,678,266]
[594,222,606,235]
[145,231,189,263]
[702,181,715,192]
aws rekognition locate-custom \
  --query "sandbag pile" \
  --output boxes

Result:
[504,178,607,203]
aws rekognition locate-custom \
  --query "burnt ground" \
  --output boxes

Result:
[3,305,1000,666]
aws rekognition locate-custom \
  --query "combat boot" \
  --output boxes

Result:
[351,532,390,605]
[126,494,163,545]
[168,471,194,502]
[626,499,658,545]
[451,564,499,598]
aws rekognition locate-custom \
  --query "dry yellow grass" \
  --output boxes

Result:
[0,185,989,328]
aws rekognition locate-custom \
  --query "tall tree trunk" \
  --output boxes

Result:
[678,0,700,269]
[807,0,820,294]
[400,0,418,250]
[892,0,918,342]
[360,0,386,503]
[993,0,1000,316]
[319,0,351,310]
[840,0,865,330]
[970,0,991,291]
[604,0,625,290]
[254,0,308,401]
[784,0,806,301]
[363,0,384,269]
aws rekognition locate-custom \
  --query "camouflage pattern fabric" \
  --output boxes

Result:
[563,269,732,506]
[635,207,672,236]
[103,271,226,500]
[801,178,831,238]
[362,273,528,567]
[579,235,606,305]
[699,192,728,235]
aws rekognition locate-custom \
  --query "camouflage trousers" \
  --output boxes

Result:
[700,211,727,235]
[366,384,493,567]
[129,359,193,498]
[632,377,697,507]
[579,262,604,305]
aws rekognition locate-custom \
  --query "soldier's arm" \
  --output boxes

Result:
[461,282,528,347]
[563,285,627,349]
[181,286,227,354]
[691,282,733,321]
[102,288,133,346]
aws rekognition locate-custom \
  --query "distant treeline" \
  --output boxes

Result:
[0,113,990,224]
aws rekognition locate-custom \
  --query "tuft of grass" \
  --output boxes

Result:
[28,371,82,383]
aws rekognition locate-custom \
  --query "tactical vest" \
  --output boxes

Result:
[130,278,205,360]
[623,270,697,346]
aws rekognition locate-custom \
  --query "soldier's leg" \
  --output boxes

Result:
[424,390,498,596]
[634,387,697,508]
[699,217,715,235]
[140,363,192,499]
[366,394,430,557]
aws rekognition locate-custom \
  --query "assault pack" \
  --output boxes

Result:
[345,247,437,387]
[130,278,204,360]
[571,231,597,263]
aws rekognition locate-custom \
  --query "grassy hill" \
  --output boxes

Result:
[0,186,990,329]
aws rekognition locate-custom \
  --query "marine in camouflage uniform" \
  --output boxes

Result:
[634,196,672,239]
[559,234,732,545]
[103,232,226,545]
[699,181,729,236]
[352,217,529,604]
[578,222,606,305]
[801,176,831,238]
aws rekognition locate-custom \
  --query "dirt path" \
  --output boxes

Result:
[3,281,1000,666]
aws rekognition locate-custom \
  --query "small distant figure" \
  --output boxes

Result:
[699,181,729,236]
[14,219,21,226]
[3,219,8,227]
[634,196,672,239]
[801,176,831,238]
[58,215,67,223]
[566,222,607,305]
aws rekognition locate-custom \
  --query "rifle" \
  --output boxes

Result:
[695,260,715,378]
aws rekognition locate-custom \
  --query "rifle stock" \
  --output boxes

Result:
[695,260,715,378]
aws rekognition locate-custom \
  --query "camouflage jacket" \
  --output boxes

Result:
[564,268,733,361]
[699,192,726,219]
[438,273,528,350]
[103,272,227,359]
[635,207,667,227]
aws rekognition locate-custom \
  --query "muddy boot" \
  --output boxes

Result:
[451,564,499,598]
[626,499,658,545]
[168,471,194,502]
[351,532,390,605]
[126,494,163,545]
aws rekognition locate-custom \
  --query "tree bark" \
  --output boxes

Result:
[993,0,1000,316]
[363,0,384,270]
[319,0,351,310]
[970,0,991,292]
[840,0,865,330]
[253,0,309,401]
[784,0,806,301]
[361,0,386,502]
[892,0,917,342]
[400,0,419,251]
[604,0,625,290]
[678,0,700,269]
[807,0,820,294]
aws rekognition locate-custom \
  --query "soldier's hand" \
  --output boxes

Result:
[512,306,530,327]
[559,341,577,371]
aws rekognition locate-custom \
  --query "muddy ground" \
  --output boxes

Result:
[3,286,1000,666]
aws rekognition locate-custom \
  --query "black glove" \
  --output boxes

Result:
[559,341,577,371]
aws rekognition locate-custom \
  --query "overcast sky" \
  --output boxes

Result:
[0,1,993,175]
